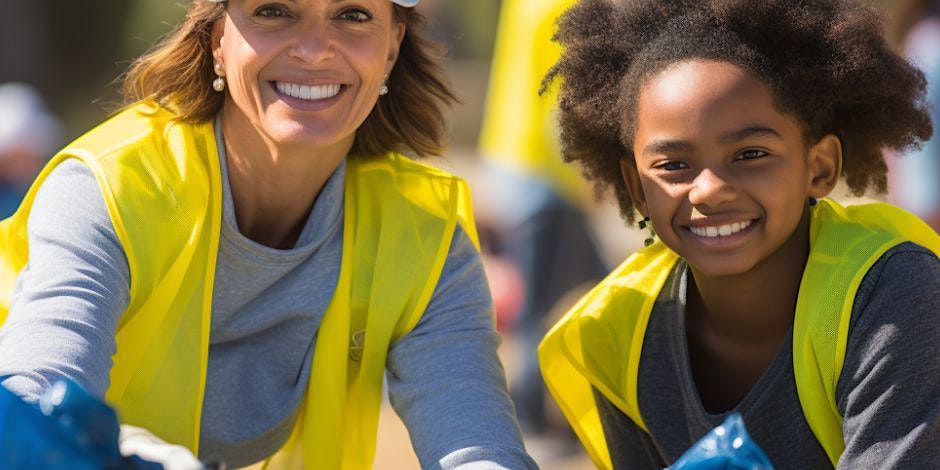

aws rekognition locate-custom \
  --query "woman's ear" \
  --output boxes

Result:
[211,18,226,65]
[806,134,842,199]
[386,22,406,74]
[620,158,649,219]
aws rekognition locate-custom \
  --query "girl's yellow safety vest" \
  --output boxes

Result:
[539,199,939,469]
[0,101,480,469]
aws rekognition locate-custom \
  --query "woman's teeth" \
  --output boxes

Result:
[690,220,753,238]
[275,82,341,101]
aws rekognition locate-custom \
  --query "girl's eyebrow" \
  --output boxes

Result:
[642,139,694,158]
[718,125,783,144]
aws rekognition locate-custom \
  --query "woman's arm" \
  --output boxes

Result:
[836,243,940,468]
[0,159,130,402]
[385,226,538,469]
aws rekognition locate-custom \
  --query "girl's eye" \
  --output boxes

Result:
[255,4,291,18]
[338,9,372,22]
[655,161,690,171]
[736,149,768,161]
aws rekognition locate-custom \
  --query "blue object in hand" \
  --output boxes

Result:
[0,379,162,469]
[669,413,774,470]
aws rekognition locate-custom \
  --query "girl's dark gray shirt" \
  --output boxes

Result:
[0,122,536,469]
[594,248,940,469]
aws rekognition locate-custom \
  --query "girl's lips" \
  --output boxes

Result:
[269,82,346,111]
[683,217,761,249]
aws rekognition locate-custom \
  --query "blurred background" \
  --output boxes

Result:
[0,0,936,468]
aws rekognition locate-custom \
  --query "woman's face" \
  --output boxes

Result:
[213,0,404,151]
[624,60,838,277]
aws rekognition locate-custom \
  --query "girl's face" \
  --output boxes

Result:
[213,0,404,151]
[623,60,840,277]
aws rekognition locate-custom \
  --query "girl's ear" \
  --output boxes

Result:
[620,159,649,219]
[806,134,842,199]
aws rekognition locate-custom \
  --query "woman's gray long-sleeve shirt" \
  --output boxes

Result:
[0,125,536,469]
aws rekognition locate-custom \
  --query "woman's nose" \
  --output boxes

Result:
[289,21,336,63]
[688,168,736,208]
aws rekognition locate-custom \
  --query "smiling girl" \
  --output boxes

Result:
[538,0,940,468]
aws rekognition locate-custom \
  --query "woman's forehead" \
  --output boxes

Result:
[210,0,418,6]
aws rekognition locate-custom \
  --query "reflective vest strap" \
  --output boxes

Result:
[794,199,940,466]
[539,242,679,470]
[300,154,477,469]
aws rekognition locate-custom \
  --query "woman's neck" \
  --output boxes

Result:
[220,107,351,249]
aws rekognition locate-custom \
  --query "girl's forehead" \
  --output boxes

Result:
[633,60,801,146]
[641,60,765,108]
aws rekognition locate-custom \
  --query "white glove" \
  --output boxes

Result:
[118,424,206,470]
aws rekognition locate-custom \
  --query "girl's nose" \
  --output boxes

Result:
[688,168,736,209]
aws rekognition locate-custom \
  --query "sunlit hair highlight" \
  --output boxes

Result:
[123,1,456,158]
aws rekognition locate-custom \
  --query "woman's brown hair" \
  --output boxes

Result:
[123,1,456,158]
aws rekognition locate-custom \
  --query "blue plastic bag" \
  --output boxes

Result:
[0,380,162,469]
[669,413,774,470]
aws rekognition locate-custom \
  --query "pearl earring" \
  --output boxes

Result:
[212,62,226,92]
[379,73,389,96]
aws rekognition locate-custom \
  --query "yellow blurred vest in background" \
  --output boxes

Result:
[478,0,588,206]
[0,101,480,469]
[539,199,939,469]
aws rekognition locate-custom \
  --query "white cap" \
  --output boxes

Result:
[0,83,61,159]
[207,0,418,5]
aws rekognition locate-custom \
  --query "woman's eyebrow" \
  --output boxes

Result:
[718,125,783,144]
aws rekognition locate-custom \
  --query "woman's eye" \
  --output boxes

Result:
[338,9,371,22]
[255,4,291,18]
[655,161,689,171]
[736,149,768,161]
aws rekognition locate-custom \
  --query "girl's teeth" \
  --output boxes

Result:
[690,220,753,238]
[276,82,341,101]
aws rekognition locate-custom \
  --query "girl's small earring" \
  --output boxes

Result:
[638,217,656,247]
[212,62,226,92]
[808,197,818,206]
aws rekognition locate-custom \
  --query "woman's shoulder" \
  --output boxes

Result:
[59,101,204,163]
[348,152,464,184]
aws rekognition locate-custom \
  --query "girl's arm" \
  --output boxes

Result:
[385,226,538,469]
[0,159,129,402]
[836,243,940,468]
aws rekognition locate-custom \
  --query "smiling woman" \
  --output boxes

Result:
[0,0,536,469]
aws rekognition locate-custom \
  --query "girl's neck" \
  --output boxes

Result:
[684,208,812,412]
[687,208,812,344]
[220,106,352,249]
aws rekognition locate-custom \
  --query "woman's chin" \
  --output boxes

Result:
[262,121,350,151]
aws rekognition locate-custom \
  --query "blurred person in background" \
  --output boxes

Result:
[0,0,536,468]
[889,0,940,231]
[0,83,61,219]
[477,0,608,437]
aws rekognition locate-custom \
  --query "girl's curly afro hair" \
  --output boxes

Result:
[544,0,932,221]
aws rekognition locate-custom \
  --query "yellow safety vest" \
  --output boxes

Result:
[0,101,480,469]
[539,199,940,469]
[478,0,588,206]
